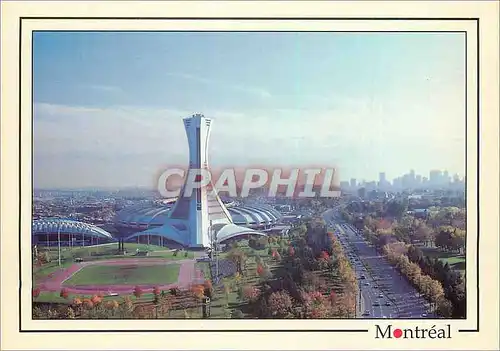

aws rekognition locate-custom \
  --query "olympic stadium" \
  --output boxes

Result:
[114,200,284,248]
[32,201,285,248]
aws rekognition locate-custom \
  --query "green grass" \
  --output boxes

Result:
[420,247,465,273]
[63,264,180,286]
[39,244,194,262]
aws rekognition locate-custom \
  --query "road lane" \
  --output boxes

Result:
[323,210,434,319]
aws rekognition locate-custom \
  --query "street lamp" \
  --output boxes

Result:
[209,220,219,284]
[57,225,62,266]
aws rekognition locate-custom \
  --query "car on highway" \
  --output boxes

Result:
[362,311,370,316]
[373,301,380,307]
[385,301,391,306]
[421,313,428,317]
[363,282,370,286]
[378,293,384,298]
[360,275,366,279]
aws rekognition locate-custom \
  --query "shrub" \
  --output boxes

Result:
[173,250,179,257]
[32,287,41,298]
[184,251,188,257]
[152,286,161,296]
[170,287,180,296]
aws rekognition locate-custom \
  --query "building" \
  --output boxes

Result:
[122,114,268,249]
[429,170,442,186]
[32,218,116,246]
[379,172,386,184]
[350,178,357,189]
[340,181,350,190]
[415,175,422,186]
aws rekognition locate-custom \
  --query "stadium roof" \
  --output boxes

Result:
[124,222,266,245]
[115,203,282,228]
[32,218,115,240]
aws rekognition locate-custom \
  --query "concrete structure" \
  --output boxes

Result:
[123,114,267,249]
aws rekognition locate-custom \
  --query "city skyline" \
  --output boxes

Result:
[34,32,465,188]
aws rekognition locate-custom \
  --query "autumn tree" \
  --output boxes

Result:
[268,290,293,318]
[59,288,69,299]
[133,286,143,299]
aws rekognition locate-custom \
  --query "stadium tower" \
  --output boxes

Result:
[167,114,232,248]
[123,114,266,250]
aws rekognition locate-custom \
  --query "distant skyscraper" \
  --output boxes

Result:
[415,175,422,185]
[379,172,386,184]
[409,169,416,187]
[402,174,411,189]
[443,170,450,184]
[350,178,357,188]
[429,170,442,186]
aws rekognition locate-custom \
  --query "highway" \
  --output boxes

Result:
[322,209,435,319]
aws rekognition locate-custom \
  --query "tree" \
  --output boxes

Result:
[435,226,455,251]
[301,291,332,318]
[256,264,264,276]
[414,223,433,245]
[228,248,247,274]
[437,297,453,317]
[91,295,102,306]
[59,288,69,299]
[319,251,330,261]
[268,291,293,318]
[190,284,205,300]
[133,286,143,299]
[385,200,408,218]
[242,285,261,302]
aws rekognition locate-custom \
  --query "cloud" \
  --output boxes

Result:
[165,72,272,99]
[33,74,465,188]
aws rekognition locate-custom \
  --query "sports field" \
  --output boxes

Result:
[63,263,180,286]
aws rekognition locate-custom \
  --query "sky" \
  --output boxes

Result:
[33,31,466,189]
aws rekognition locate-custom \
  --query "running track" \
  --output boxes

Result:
[37,258,205,295]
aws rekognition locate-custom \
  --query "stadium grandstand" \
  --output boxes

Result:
[32,218,116,247]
